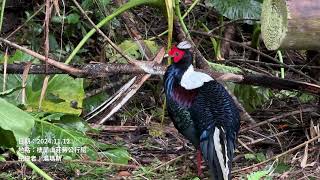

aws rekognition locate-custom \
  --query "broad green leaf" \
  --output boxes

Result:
[33,112,89,133]
[10,50,34,62]
[27,75,85,115]
[118,40,142,60]
[0,74,25,105]
[298,93,315,103]
[67,13,80,24]
[256,152,266,162]
[205,0,262,22]
[1,74,85,115]
[0,50,34,64]
[101,148,131,164]
[244,153,256,160]
[0,98,35,148]
[0,52,6,64]
[41,113,65,121]
[244,152,266,162]
[274,162,290,173]
[247,170,269,180]
[107,40,159,63]
[0,155,5,161]
[58,115,90,133]
[114,40,159,62]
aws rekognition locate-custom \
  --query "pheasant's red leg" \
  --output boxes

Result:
[196,149,202,176]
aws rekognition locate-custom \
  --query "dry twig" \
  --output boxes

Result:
[232,134,320,173]
[240,107,317,133]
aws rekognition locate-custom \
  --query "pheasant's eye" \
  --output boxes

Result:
[175,52,179,56]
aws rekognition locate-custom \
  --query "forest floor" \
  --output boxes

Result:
[1,95,319,180]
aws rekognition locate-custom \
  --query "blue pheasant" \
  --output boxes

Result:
[164,41,240,180]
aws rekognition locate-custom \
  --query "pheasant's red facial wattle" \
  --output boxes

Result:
[168,46,185,63]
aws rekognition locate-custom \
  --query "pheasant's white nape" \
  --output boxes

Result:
[177,41,192,49]
[180,65,213,90]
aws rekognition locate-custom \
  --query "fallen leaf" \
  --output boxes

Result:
[118,171,131,177]
[300,144,308,168]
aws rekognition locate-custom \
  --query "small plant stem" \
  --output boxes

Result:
[182,0,201,19]
[0,0,6,33]
[9,148,54,180]
[160,98,166,124]
[149,0,200,41]
[2,48,8,91]
[164,0,174,50]
[277,50,285,79]
[160,0,175,125]
[216,15,224,60]
[149,30,169,41]
[175,0,190,39]
[201,23,218,58]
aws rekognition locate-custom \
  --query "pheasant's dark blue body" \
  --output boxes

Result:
[164,43,240,180]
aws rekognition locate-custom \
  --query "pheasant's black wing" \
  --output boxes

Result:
[190,81,240,180]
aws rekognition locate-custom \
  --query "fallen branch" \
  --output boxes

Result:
[2,34,320,96]
[0,37,156,77]
[0,37,84,76]
[0,61,165,76]
[65,160,139,169]
[242,130,289,147]
[90,125,147,132]
[1,63,320,96]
